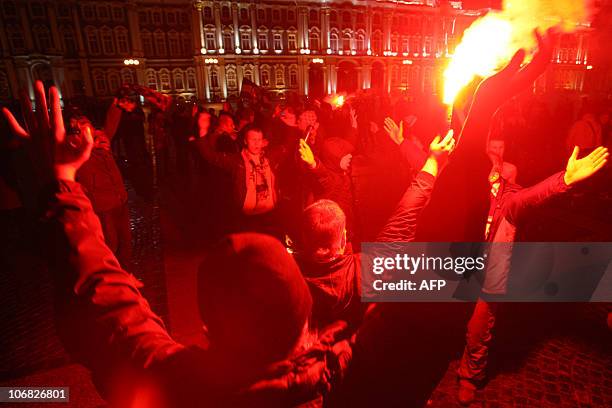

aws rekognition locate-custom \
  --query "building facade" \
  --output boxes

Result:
[0,0,596,104]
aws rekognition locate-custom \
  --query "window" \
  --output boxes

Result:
[167,12,176,25]
[287,33,297,50]
[92,70,107,94]
[356,32,365,52]
[121,68,134,84]
[155,31,167,56]
[223,32,233,51]
[186,68,196,90]
[226,66,237,89]
[402,36,409,53]
[221,6,230,20]
[357,13,364,24]
[342,33,351,51]
[34,25,52,51]
[146,69,158,91]
[240,8,248,21]
[108,71,121,93]
[30,2,45,18]
[342,12,351,24]
[100,27,115,55]
[258,9,265,21]
[330,32,339,52]
[82,5,94,20]
[288,10,295,21]
[209,68,219,89]
[243,65,254,83]
[173,69,185,90]
[62,27,77,55]
[139,11,148,25]
[391,34,399,53]
[115,27,129,54]
[159,69,171,91]
[372,31,382,54]
[424,37,432,55]
[330,11,337,22]
[258,32,268,50]
[205,31,216,50]
[273,10,280,21]
[181,33,191,55]
[309,10,318,23]
[98,5,109,20]
[180,12,188,25]
[85,27,100,55]
[273,33,282,51]
[309,30,320,50]
[113,7,124,21]
[8,26,25,51]
[289,66,298,87]
[241,32,251,50]
[411,36,420,55]
[57,4,70,18]
[373,14,381,25]
[152,11,162,24]
[141,31,153,55]
[275,66,284,87]
[3,1,17,18]
[0,72,10,99]
[204,7,212,20]
[168,31,180,56]
[260,66,270,87]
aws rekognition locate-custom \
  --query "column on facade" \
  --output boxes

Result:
[47,3,62,53]
[71,4,93,96]
[577,33,584,64]
[323,64,329,94]
[322,7,330,51]
[232,3,239,52]
[366,10,372,52]
[253,62,260,86]
[18,4,34,51]
[236,62,244,92]
[193,3,205,54]
[385,61,392,93]
[15,60,34,101]
[302,8,309,49]
[127,1,143,56]
[213,3,222,51]
[0,14,18,98]
[362,63,372,89]
[296,7,304,49]
[219,61,227,99]
[202,63,211,100]
[250,4,258,51]
[299,58,308,96]
[50,57,66,98]
[384,14,392,53]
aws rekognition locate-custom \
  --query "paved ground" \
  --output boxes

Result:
[1,173,610,407]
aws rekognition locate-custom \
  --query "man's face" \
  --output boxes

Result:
[245,130,264,155]
[118,98,137,112]
[219,115,235,133]
[298,112,317,132]
[280,110,296,127]
[488,140,505,161]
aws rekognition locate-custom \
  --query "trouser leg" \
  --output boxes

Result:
[458,298,498,384]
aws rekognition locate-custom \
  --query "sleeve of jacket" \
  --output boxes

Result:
[43,180,183,373]
[399,139,428,171]
[504,171,570,224]
[376,171,436,242]
[305,159,337,195]
[104,103,122,141]
[192,137,238,173]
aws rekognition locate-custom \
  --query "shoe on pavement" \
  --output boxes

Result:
[457,379,476,406]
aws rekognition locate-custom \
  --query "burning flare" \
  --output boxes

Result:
[443,0,594,106]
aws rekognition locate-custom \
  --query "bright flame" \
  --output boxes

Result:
[326,94,345,108]
[443,0,594,106]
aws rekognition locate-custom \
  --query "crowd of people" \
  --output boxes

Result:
[1,29,611,407]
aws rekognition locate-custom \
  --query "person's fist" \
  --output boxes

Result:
[299,139,316,169]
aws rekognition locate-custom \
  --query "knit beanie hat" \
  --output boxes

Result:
[198,233,312,367]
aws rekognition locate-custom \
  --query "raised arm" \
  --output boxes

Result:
[377,130,455,242]
[3,82,182,375]
[191,133,238,173]
[505,146,609,222]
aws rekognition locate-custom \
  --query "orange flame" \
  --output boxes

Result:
[443,0,594,106]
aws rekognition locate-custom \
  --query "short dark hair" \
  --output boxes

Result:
[242,124,263,140]
[301,200,346,260]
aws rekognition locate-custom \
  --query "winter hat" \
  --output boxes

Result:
[321,137,355,172]
[198,233,312,366]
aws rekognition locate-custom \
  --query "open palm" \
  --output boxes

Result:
[564,146,609,186]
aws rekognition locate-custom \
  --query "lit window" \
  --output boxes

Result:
[273,33,282,51]
[174,70,185,90]
[309,31,319,50]
[258,33,268,50]
[205,32,216,50]
[260,68,270,86]
[275,67,284,87]
[289,68,297,87]
[146,70,158,90]
[186,69,196,90]
[241,32,251,50]
[160,69,171,91]
[330,33,339,52]
[223,32,233,51]
[101,28,115,54]
[288,33,297,50]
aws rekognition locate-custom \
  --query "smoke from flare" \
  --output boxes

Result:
[443,0,595,105]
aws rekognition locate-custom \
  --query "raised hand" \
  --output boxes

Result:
[298,138,316,169]
[383,117,404,145]
[429,129,455,158]
[340,153,353,171]
[2,80,93,182]
[564,146,609,186]
[473,28,556,112]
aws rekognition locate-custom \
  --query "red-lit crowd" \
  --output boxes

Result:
[1,30,610,407]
